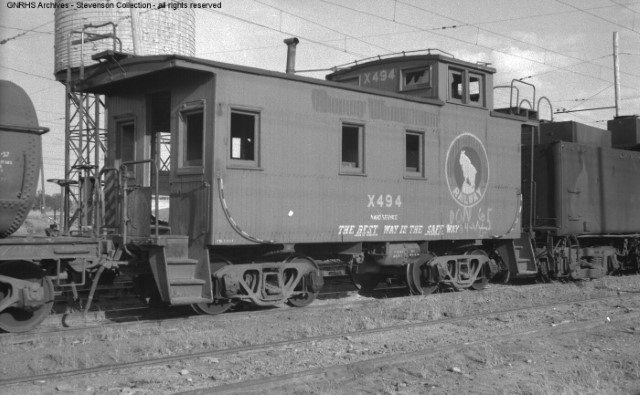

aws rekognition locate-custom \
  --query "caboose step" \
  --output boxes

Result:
[147,242,212,306]
[166,258,199,265]
[517,258,536,274]
[169,278,206,286]
[169,296,210,305]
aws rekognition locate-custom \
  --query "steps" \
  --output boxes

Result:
[148,236,211,305]
[513,232,538,276]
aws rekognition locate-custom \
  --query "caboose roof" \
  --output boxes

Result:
[326,50,496,79]
[58,52,446,107]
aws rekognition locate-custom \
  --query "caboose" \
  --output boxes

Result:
[61,41,538,310]
[4,38,637,333]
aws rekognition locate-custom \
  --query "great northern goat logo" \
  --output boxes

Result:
[445,133,489,207]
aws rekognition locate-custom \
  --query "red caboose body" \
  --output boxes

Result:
[71,47,536,306]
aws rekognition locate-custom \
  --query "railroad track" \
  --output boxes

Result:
[2,290,638,389]
[0,275,411,341]
[193,310,640,395]
[0,278,615,346]
[0,278,522,346]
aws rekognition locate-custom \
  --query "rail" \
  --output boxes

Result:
[67,22,122,81]
[331,48,455,71]
[537,96,554,121]
[493,79,548,118]
[96,166,119,236]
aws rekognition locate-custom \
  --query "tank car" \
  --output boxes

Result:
[0,81,53,332]
[0,81,110,333]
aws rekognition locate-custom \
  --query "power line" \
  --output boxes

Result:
[556,0,640,36]
[397,0,640,80]
[555,84,614,113]
[201,8,370,59]
[251,0,395,55]
[318,0,639,92]
[610,0,640,16]
[0,24,53,34]
[0,20,53,45]
[0,65,54,81]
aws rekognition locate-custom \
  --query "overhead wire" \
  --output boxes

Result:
[0,20,54,44]
[557,0,640,35]
[251,0,396,55]
[397,0,640,80]
[317,0,639,92]
[200,8,370,58]
[0,65,55,81]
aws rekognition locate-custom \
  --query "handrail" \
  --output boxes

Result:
[67,22,122,82]
[96,166,119,237]
[519,99,533,110]
[537,96,553,122]
[510,79,536,111]
[493,85,519,110]
[331,48,456,71]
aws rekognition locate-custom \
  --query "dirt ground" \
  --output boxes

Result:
[2,275,640,395]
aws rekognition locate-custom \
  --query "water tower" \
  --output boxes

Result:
[53,0,196,232]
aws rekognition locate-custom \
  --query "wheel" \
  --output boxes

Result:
[284,255,320,307]
[349,258,383,292]
[0,261,54,333]
[492,268,510,284]
[465,249,489,290]
[406,253,438,295]
[191,257,234,315]
[286,290,317,307]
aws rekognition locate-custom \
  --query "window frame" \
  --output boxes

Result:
[404,130,425,179]
[448,68,465,103]
[468,72,484,107]
[400,66,432,92]
[114,114,137,178]
[178,100,205,173]
[228,106,261,170]
[448,67,486,107]
[339,121,365,176]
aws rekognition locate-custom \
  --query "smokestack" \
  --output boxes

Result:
[284,37,299,74]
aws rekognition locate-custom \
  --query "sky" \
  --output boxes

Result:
[1,0,639,194]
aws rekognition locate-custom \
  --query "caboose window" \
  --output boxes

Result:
[120,122,135,163]
[178,108,204,168]
[230,109,260,167]
[341,123,364,174]
[405,131,424,177]
[469,73,483,105]
[115,118,136,177]
[401,67,430,91]
[185,111,204,166]
[449,70,464,101]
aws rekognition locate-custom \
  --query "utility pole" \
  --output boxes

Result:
[613,32,621,117]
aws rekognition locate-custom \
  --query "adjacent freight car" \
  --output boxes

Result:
[0,81,103,332]
[524,119,640,279]
[2,38,638,333]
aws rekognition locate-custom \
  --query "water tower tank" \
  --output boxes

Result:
[54,0,196,74]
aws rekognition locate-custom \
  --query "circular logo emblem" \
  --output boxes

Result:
[445,133,489,207]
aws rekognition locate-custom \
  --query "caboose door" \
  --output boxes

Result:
[168,99,208,246]
[107,113,151,238]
